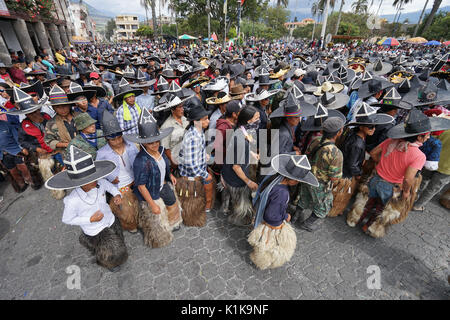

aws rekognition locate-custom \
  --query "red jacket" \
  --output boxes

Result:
[9,67,28,85]
[20,113,53,153]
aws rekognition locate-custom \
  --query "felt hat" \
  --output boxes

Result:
[300,103,346,132]
[153,93,191,112]
[123,108,174,144]
[230,83,246,100]
[357,78,394,100]
[347,102,395,126]
[113,78,143,102]
[365,58,393,76]
[6,87,43,115]
[269,92,316,119]
[399,79,450,108]
[130,69,157,88]
[332,66,356,85]
[270,154,319,187]
[96,109,135,139]
[83,84,107,98]
[45,145,116,190]
[319,91,349,110]
[371,87,411,110]
[48,85,73,107]
[185,96,210,121]
[151,76,170,95]
[67,82,97,101]
[387,108,450,139]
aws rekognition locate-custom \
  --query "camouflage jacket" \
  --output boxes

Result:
[44,113,79,157]
[305,137,343,187]
[66,130,107,160]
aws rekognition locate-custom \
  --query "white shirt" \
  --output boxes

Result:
[156,156,166,191]
[117,149,134,189]
[62,179,120,236]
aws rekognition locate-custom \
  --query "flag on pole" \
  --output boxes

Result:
[224,0,227,14]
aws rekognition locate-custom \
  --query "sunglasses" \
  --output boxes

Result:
[0,89,5,93]
[366,125,376,130]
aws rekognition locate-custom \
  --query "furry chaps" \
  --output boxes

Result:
[176,177,207,227]
[138,199,173,248]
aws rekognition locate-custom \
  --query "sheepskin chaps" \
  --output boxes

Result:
[175,177,207,227]
[78,219,128,270]
[247,222,297,270]
[346,176,372,227]
[367,174,422,238]
[329,177,358,217]
[222,181,255,226]
[109,188,139,231]
[138,199,173,248]
[167,184,183,230]
[440,188,450,209]
[38,157,65,200]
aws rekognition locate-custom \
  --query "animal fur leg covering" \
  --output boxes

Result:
[175,177,206,227]
[440,188,450,209]
[138,199,173,248]
[247,222,296,270]
[225,183,255,226]
[329,177,357,217]
[39,157,65,200]
[109,188,139,231]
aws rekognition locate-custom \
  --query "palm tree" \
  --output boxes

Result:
[413,0,428,37]
[421,0,443,35]
[334,0,344,35]
[277,0,289,7]
[141,0,149,26]
[352,0,369,15]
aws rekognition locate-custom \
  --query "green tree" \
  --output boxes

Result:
[276,0,289,7]
[162,24,177,37]
[421,11,450,40]
[105,19,116,41]
[351,0,369,14]
[135,25,154,38]
[421,0,443,35]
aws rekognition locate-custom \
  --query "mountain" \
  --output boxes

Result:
[380,5,450,23]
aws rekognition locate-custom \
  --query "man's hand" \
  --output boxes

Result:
[151,203,161,215]
[402,190,410,200]
[205,173,213,182]
[247,180,258,191]
[111,177,120,185]
[90,210,104,223]
[36,147,47,154]
[21,148,29,156]
[113,195,122,205]
[286,214,291,222]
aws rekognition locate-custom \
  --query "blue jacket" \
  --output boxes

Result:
[133,146,171,202]
[96,139,139,186]
[96,99,114,126]
[0,120,23,160]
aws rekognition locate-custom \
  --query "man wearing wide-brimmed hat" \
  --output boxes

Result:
[114,78,144,135]
[67,82,100,128]
[67,113,106,160]
[96,110,140,233]
[124,108,182,246]
[206,92,232,130]
[132,69,157,111]
[347,109,450,238]
[45,145,128,272]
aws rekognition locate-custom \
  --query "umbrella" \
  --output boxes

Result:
[377,36,387,45]
[178,34,197,40]
[382,37,400,46]
[443,41,450,46]
[406,37,427,44]
[425,40,441,46]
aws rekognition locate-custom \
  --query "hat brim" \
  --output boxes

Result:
[130,79,157,88]
[347,114,394,126]
[270,154,319,187]
[399,88,450,108]
[45,160,116,190]
[366,62,393,76]
[186,108,210,121]
[113,89,144,102]
[387,117,450,139]
[357,80,394,99]
[258,79,278,86]
[153,95,192,112]
[322,93,350,110]
[6,104,42,116]
[300,109,346,132]
[68,90,97,101]
[83,86,107,98]
[332,69,356,85]
[205,96,232,105]
[123,127,174,144]
[245,89,280,102]
[269,100,317,119]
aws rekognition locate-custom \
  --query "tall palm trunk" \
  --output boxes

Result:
[150,0,157,36]
[159,0,163,37]
[421,0,442,35]
[413,0,429,37]
[334,0,344,35]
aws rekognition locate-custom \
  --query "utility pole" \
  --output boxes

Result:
[223,1,227,50]
[237,0,242,47]
[207,0,211,51]
[320,0,330,48]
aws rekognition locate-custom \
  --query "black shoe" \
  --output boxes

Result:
[299,214,321,232]
[290,207,305,225]
[108,265,121,272]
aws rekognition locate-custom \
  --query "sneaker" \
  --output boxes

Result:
[299,214,322,232]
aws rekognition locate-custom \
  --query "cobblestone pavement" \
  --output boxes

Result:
[0,182,448,300]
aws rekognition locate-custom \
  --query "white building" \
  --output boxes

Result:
[68,1,97,42]
[115,15,139,41]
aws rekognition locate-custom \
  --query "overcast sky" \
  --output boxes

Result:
[84,0,450,16]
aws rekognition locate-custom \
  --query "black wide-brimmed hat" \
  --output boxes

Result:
[347,103,395,126]
[293,79,317,94]
[151,76,170,96]
[185,96,210,121]
[130,69,157,88]
[96,109,135,139]
[83,84,107,98]
[45,145,116,190]
[430,53,449,72]
[269,92,316,119]
[366,58,393,76]
[319,91,349,110]
[371,87,411,110]
[67,82,97,101]
[270,154,319,187]
[300,103,346,132]
[229,63,245,79]
[113,78,144,103]
[258,74,278,86]
[387,108,450,139]
[358,78,394,100]
[161,64,178,79]
[399,80,450,108]
[122,66,138,81]
[6,87,43,115]
[48,85,73,107]
[123,108,174,144]
[332,66,356,85]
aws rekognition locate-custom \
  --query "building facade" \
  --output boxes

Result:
[285,18,315,37]
[0,0,75,64]
[68,1,97,42]
[115,15,139,41]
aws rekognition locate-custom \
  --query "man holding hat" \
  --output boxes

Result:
[45,146,128,272]
[293,117,345,231]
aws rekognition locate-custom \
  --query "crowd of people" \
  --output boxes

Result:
[0,39,449,272]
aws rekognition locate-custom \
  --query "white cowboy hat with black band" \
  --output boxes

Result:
[244,89,280,102]
[153,93,190,112]
[45,145,116,190]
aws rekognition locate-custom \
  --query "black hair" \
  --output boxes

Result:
[321,130,339,141]
[235,106,257,129]
[403,135,422,143]
[259,173,281,193]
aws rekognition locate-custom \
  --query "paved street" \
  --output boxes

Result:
[0,182,448,300]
